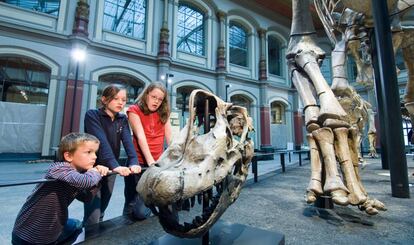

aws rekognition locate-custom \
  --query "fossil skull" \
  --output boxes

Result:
[137,89,254,238]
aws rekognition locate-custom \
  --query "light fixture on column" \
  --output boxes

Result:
[70,48,86,132]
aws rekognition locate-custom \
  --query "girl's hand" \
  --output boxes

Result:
[130,165,142,174]
[94,165,109,176]
[113,166,131,176]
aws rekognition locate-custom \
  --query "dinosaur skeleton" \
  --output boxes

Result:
[288,0,413,215]
[137,89,254,238]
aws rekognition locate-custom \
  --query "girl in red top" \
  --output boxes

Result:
[125,82,171,219]
[127,82,172,165]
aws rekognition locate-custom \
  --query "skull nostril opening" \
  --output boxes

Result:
[198,173,202,177]
[206,169,210,174]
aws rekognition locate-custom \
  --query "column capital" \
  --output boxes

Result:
[216,10,227,22]
[258,28,267,38]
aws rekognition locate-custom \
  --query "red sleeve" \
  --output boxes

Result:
[127,104,139,116]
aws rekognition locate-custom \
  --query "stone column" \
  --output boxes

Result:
[62,0,89,136]
[258,28,267,81]
[257,28,271,149]
[259,82,271,149]
[158,0,171,58]
[216,10,227,100]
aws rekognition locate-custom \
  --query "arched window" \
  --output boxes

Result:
[2,0,60,16]
[177,4,205,56]
[0,57,50,105]
[176,86,197,112]
[271,101,285,124]
[268,35,281,76]
[97,73,145,108]
[229,22,248,67]
[176,86,199,127]
[230,94,251,114]
[103,0,147,39]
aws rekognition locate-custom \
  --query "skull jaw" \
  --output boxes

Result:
[155,172,247,238]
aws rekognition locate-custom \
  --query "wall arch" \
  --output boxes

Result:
[229,89,258,145]
[266,31,288,47]
[89,66,152,109]
[0,46,60,156]
[268,96,291,109]
[179,0,213,16]
[229,89,258,105]
[227,9,260,30]
[173,80,212,92]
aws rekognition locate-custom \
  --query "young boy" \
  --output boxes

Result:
[12,133,109,245]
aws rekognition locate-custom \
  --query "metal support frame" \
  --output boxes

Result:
[371,0,410,198]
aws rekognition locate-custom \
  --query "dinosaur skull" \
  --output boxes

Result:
[137,89,254,238]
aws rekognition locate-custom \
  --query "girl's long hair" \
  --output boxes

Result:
[100,84,126,108]
[136,81,170,124]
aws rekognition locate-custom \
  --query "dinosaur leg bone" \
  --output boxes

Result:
[295,50,347,123]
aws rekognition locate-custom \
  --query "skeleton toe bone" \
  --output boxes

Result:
[312,127,349,205]
[306,134,323,203]
[333,127,367,205]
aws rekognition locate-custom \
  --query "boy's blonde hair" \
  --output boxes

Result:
[57,133,100,161]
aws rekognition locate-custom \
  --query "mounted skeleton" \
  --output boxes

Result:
[287,0,414,215]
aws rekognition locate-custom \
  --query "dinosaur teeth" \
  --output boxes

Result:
[182,198,191,211]
[197,193,202,204]
[192,216,204,226]
[175,199,183,211]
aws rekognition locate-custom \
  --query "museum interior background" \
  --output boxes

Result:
[0,0,412,159]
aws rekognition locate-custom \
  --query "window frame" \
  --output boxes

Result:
[229,21,249,68]
[102,0,147,40]
[176,3,205,56]
[270,101,285,125]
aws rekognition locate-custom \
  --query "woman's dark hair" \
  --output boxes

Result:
[136,81,170,124]
[100,84,126,108]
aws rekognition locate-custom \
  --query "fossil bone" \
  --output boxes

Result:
[306,133,323,203]
[333,127,367,205]
[137,89,254,238]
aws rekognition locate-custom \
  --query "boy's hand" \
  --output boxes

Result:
[95,165,109,176]
[130,165,142,174]
[113,166,131,176]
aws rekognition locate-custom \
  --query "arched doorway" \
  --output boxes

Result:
[176,85,199,128]
[230,93,257,145]
[0,56,50,153]
[270,100,288,149]
[230,94,252,115]
[97,73,145,110]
